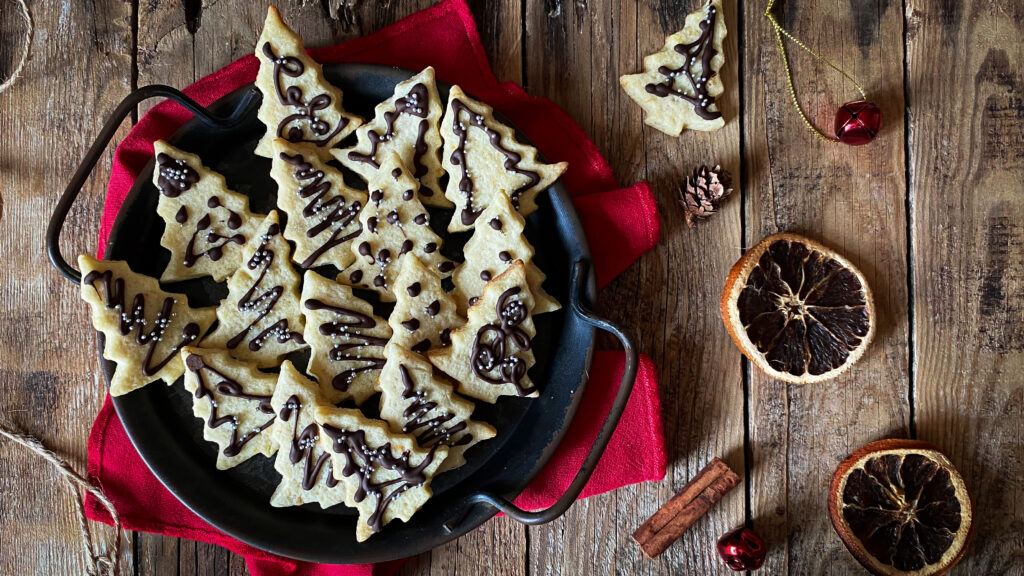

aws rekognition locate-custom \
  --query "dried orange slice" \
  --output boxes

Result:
[829,439,973,576]
[720,232,874,384]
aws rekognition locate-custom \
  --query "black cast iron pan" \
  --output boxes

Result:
[46,64,637,564]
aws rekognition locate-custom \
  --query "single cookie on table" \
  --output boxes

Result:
[152,141,265,282]
[338,152,455,301]
[301,270,391,406]
[254,6,362,158]
[388,254,462,354]
[452,190,559,315]
[271,139,366,270]
[201,211,307,367]
[428,261,539,403]
[439,85,568,232]
[79,255,217,397]
[269,361,348,509]
[334,67,451,209]
[379,345,496,472]
[619,0,726,136]
[179,347,278,470]
[314,403,449,542]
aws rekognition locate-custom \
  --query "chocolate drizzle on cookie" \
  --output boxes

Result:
[470,286,535,396]
[279,152,363,268]
[448,99,541,225]
[226,223,305,351]
[303,298,389,392]
[398,365,472,448]
[321,423,437,534]
[644,4,721,121]
[82,269,202,377]
[156,153,199,197]
[262,42,348,147]
[183,198,247,268]
[279,395,339,491]
[184,354,276,458]
[347,83,436,198]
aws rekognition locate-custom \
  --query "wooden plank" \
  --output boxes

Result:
[0,0,134,574]
[906,2,1024,574]
[523,0,744,574]
[741,0,909,574]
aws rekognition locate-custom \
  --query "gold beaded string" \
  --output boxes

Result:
[764,0,868,143]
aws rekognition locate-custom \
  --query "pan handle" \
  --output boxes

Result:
[45,84,259,284]
[443,259,638,531]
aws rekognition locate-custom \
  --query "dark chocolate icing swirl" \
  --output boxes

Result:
[83,269,201,377]
[303,298,388,392]
[279,152,362,268]
[182,200,247,268]
[398,364,471,448]
[469,286,535,396]
[156,153,199,197]
[643,4,722,121]
[184,353,275,458]
[278,395,339,491]
[261,42,348,147]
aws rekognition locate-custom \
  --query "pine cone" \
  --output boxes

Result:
[680,164,733,227]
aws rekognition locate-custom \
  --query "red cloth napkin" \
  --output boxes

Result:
[84,1,665,574]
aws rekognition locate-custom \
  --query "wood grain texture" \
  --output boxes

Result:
[0,0,134,574]
[906,1,1024,574]
[742,0,910,574]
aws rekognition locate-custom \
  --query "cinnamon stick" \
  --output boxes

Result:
[632,457,740,558]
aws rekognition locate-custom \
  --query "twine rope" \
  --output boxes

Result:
[0,421,122,576]
[764,0,867,143]
[0,0,33,96]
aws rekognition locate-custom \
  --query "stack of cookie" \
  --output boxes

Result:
[77,6,567,542]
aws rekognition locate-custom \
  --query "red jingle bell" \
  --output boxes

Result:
[716,526,767,571]
[834,100,881,146]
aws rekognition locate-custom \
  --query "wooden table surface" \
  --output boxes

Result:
[1,0,1021,574]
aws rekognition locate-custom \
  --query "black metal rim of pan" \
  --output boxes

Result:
[98,64,600,563]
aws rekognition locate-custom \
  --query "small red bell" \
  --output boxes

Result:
[716,526,767,571]
[834,100,881,146]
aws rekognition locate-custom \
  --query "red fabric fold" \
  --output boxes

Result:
[86,1,665,574]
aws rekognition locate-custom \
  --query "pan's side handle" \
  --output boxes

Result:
[444,259,638,531]
[46,84,259,284]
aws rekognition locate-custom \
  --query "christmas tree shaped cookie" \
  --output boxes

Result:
[180,347,278,470]
[202,211,306,367]
[339,152,454,301]
[271,139,365,269]
[440,85,568,232]
[334,67,450,208]
[152,141,264,282]
[388,254,462,354]
[429,261,539,403]
[314,403,449,542]
[452,190,559,315]
[254,6,362,158]
[620,0,727,136]
[269,361,348,508]
[379,346,496,472]
[301,270,391,406]
[79,255,217,396]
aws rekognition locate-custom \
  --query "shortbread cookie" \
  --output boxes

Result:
[180,347,278,470]
[271,139,365,269]
[269,361,348,508]
[202,211,307,367]
[254,6,362,158]
[379,346,496,472]
[388,255,462,354]
[338,152,455,301]
[440,85,567,232]
[314,403,449,542]
[452,190,559,315]
[428,261,539,403]
[152,141,264,282]
[79,255,217,396]
[301,270,391,405]
[335,67,450,208]
[619,0,726,135]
